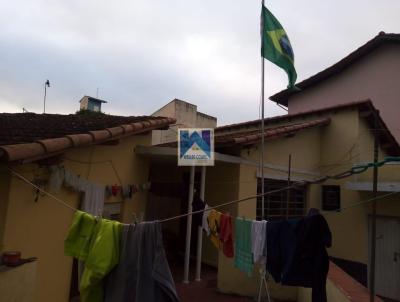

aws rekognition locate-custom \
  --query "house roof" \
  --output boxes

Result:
[216,118,330,147]
[217,100,400,156]
[79,96,107,104]
[156,118,330,149]
[0,112,176,162]
[270,32,400,106]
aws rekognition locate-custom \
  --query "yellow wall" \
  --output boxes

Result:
[204,162,239,267]
[1,134,152,302]
[0,165,11,252]
[216,128,323,300]
[215,108,400,299]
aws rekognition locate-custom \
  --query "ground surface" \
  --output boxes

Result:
[172,263,253,302]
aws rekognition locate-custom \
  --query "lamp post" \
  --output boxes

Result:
[43,79,50,113]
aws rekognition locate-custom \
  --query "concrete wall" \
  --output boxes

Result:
[286,44,400,142]
[152,99,217,145]
[1,134,152,302]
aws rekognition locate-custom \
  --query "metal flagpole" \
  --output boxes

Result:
[258,2,271,302]
[261,0,266,221]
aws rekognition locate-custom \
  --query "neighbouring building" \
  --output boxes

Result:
[151,98,217,145]
[138,100,400,301]
[270,32,400,142]
[0,111,175,302]
[79,96,107,112]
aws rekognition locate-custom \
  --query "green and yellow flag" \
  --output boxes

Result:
[261,5,297,88]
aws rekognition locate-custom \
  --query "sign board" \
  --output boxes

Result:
[178,128,214,166]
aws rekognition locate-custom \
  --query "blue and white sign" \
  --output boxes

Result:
[178,128,214,166]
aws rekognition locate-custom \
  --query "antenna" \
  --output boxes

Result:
[96,88,99,98]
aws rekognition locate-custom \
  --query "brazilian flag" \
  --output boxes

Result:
[261,5,297,89]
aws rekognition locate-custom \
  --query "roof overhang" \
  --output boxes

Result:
[135,145,319,178]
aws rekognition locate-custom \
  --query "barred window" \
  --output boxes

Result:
[256,178,306,221]
[322,185,340,211]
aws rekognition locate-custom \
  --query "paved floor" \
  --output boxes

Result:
[172,263,253,302]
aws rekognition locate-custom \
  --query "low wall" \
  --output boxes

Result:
[298,262,383,302]
[0,261,37,302]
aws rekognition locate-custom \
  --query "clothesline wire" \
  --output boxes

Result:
[64,157,124,186]
[10,168,78,212]
[8,158,399,224]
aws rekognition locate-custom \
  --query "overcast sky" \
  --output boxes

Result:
[0,0,399,125]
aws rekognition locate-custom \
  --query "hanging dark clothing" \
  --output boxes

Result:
[266,214,332,302]
[192,196,205,230]
[104,222,179,302]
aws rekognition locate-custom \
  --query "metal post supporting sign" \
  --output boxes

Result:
[178,128,214,283]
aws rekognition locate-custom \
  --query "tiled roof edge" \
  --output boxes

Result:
[0,117,176,163]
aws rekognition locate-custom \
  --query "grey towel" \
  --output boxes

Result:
[104,222,179,302]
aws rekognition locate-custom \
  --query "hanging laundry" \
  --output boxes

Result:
[48,165,64,192]
[128,185,133,198]
[64,170,81,191]
[121,185,130,199]
[82,183,105,216]
[105,185,113,198]
[104,222,179,302]
[192,194,205,230]
[207,209,222,249]
[251,220,267,264]
[111,184,120,196]
[65,211,96,261]
[219,213,234,258]
[234,217,253,276]
[142,182,151,191]
[265,211,332,302]
[65,211,122,302]
[202,204,211,235]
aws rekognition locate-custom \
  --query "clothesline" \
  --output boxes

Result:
[8,166,399,224]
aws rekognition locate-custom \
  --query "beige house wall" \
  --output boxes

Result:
[215,109,400,298]
[286,44,400,142]
[1,134,152,302]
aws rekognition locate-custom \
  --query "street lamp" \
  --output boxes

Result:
[43,79,50,113]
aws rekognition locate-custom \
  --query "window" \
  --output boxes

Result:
[256,178,307,221]
[322,185,340,211]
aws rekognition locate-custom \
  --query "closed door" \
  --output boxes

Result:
[369,217,400,300]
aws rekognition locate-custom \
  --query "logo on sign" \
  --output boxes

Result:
[178,129,214,166]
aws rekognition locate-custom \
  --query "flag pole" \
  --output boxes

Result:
[261,0,265,220]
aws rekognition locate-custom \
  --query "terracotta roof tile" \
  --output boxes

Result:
[216,118,331,147]
[0,113,176,162]
[0,113,168,145]
[216,100,400,156]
